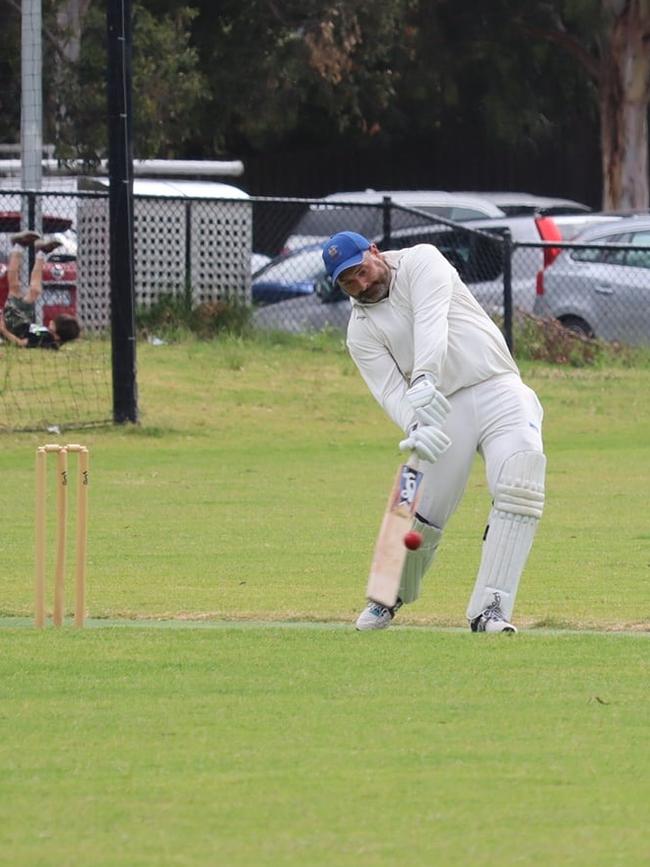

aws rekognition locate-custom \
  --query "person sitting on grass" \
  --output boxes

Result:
[0,229,81,350]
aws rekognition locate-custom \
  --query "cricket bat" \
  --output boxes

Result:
[366,453,423,607]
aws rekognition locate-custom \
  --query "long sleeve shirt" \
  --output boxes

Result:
[346,244,519,432]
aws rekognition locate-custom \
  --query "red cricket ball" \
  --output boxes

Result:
[403,531,423,551]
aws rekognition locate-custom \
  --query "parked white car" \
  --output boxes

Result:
[456,191,591,217]
[282,189,508,252]
[282,189,594,253]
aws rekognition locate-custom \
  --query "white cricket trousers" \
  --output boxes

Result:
[416,373,544,529]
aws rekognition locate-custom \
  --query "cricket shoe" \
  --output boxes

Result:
[35,237,63,255]
[355,598,402,631]
[10,230,41,247]
[470,593,517,634]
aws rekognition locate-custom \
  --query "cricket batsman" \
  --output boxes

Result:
[322,231,546,633]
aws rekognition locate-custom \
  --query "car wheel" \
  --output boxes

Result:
[559,316,595,339]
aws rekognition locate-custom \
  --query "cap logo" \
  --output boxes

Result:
[327,244,339,260]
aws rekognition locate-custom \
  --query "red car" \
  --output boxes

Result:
[0,212,77,324]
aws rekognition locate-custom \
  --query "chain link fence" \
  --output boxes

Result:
[1,187,648,430]
[518,238,650,346]
[0,183,252,430]
[0,187,112,431]
[251,197,512,333]
[250,198,650,348]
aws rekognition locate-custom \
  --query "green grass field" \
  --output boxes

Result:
[1,335,648,865]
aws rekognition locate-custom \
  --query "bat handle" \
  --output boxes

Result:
[405,451,419,470]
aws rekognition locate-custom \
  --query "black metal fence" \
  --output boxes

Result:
[249,197,650,348]
[0,187,112,432]
[510,238,650,348]
[1,187,648,430]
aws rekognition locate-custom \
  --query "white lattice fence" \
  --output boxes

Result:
[134,199,187,306]
[77,196,252,329]
[189,200,252,305]
[77,197,111,331]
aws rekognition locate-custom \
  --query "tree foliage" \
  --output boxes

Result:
[46,1,207,161]
[0,1,24,144]
[186,0,416,152]
[2,0,648,207]
[131,5,207,157]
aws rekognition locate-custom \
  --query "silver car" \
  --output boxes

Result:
[253,213,568,332]
[533,216,650,344]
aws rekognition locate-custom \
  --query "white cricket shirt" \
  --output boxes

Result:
[346,244,520,432]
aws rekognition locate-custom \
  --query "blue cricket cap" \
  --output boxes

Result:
[322,231,371,284]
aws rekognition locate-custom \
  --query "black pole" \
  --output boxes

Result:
[502,230,514,354]
[382,195,392,248]
[27,192,36,274]
[107,0,138,423]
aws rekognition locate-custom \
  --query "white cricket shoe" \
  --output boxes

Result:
[355,599,402,631]
[470,593,517,634]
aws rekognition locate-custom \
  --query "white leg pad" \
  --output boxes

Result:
[398,518,443,604]
[466,451,546,621]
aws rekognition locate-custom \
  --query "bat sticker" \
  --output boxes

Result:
[393,464,423,512]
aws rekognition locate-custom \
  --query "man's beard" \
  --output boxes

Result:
[358,279,389,304]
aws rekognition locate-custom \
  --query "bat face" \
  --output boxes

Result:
[366,457,423,607]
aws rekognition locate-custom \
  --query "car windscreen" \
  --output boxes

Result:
[381,228,504,283]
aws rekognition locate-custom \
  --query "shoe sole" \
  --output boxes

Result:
[35,244,62,254]
[11,232,41,245]
[355,621,391,631]
[471,624,518,634]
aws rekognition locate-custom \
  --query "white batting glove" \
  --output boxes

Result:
[405,377,451,428]
[399,425,451,464]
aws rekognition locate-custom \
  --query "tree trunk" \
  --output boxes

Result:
[52,0,92,154]
[600,0,650,210]
[56,0,92,63]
